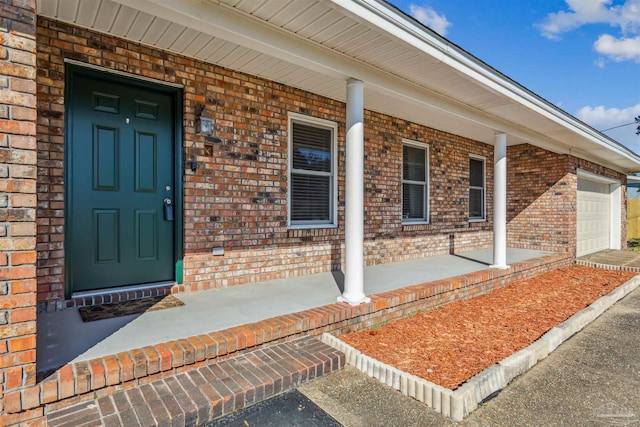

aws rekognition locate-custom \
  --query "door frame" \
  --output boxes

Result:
[63,62,184,299]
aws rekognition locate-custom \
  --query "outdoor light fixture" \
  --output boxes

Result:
[196,104,213,136]
[196,112,213,136]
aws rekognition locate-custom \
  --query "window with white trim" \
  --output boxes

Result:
[469,156,486,221]
[402,141,429,223]
[288,114,337,227]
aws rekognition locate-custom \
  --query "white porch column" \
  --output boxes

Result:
[492,132,509,269]
[339,79,370,305]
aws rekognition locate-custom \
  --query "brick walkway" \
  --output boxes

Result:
[46,337,344,427]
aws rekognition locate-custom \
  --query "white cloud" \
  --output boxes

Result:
[577,103,640,129]
[594,34,640,61]
[537,0,640,40]
[577,103,640,150]
[409,4,452,37]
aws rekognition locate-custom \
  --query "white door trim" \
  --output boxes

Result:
[577,169,619,184]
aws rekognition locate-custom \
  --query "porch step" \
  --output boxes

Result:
[45,336,344,427]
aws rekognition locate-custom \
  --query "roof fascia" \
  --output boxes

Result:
[330,0,640,167]
[106,0,640,172]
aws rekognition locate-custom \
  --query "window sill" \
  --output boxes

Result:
[402,221,430,225]
[469,218,486,223]
[288,224,338,230]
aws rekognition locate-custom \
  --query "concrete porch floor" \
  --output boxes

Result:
[37,247,552,373]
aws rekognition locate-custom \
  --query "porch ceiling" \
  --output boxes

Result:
[36,0,640,173]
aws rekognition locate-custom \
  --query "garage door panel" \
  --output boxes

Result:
[578,179,610,194]
[577,179,611,257]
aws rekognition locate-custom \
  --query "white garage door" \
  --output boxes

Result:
[577,178,611,257]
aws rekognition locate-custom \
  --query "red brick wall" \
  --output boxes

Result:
[507,144,626,254]
[506,145,573,252]
[362,112,494,266]
[0,0,40,422]
[35,18,496,305]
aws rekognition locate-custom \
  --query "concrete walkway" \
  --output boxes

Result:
[298,285,640,426]
[579,248,640,270]
[37,248,550,372]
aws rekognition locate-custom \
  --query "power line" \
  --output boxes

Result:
[600,121,636,132]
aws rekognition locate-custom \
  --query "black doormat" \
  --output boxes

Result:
[205,389,342,427]
[78,295,184,322]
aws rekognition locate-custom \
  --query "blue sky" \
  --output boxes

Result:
[389,0,640,152]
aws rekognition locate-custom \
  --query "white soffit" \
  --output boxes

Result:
[36,0,640,172]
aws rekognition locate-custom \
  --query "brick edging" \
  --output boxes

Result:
[3,253,571,415]
[576,259,640,273]
[322,274,640,421]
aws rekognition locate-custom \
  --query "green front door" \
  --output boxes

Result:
[67,72,176,293]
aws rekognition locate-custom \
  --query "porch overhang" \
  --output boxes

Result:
[36,0,640,173]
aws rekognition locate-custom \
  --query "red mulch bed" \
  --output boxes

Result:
[341,265,636,390]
